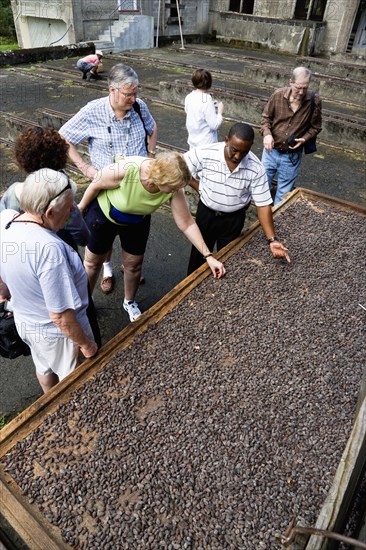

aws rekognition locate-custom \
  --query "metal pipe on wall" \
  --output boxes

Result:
[176,0,185,49]
[156,0,161,47]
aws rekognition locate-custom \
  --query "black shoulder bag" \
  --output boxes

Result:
[132,100,149,152]
[0,303,31,359]
[303,92,317,155]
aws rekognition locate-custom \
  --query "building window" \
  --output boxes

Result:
[118,0,138,11]
[294,0,310,19]
[170,1,178,18]
[229,0,255,15]
[166,1,183,26]
[309,0,327,21]
[294,0,327,21]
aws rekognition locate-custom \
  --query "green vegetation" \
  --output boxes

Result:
[0,415,7,430]
[172,67,188,74]
[0,41,18,51]
[0,0,17,48]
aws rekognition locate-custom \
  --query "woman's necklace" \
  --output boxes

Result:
[5,212,44,230]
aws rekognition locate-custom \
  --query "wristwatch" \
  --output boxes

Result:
[267,236,279,245]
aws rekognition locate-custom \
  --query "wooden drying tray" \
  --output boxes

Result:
[0,188,365,550]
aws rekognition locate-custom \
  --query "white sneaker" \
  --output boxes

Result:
[123,300,142,322]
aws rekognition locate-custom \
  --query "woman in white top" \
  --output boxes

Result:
[184,69,224,149]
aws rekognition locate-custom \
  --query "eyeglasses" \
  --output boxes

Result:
[44,178,72,212]
[117,88,138,99]
[292,84,309,91]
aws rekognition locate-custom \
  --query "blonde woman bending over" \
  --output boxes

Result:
[78,151,226,322]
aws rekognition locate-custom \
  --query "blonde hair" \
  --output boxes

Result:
[147,151,191,191]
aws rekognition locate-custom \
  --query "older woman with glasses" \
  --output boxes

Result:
[0,169,98,393]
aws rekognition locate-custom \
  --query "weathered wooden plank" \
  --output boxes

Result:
[0,471,69,550]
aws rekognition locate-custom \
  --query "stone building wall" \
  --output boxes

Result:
[10,0,118,48]
[78,0,118,42]
[140,0,210,39]
[320,0,360,54]
[10,0,364,57]
[209,7,325,55]
[208,0,362,56]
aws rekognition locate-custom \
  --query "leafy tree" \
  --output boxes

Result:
[0,0,16,40]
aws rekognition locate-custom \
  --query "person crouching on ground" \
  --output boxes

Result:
[78,151,226,322]
[76,50,104,81]
[0,169,98,393]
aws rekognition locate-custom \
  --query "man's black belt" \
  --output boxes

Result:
[201,201,249,216]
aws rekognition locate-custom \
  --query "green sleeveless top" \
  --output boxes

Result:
[97,157,173,224]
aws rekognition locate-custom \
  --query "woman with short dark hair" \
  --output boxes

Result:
[185,68,224,149]
[1,126,90,250]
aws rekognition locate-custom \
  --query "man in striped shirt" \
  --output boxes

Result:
[184,122,290,274]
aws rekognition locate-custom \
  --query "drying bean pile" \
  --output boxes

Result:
[2,198,365,549]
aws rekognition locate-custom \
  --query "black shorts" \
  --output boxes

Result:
[84,199,151,256]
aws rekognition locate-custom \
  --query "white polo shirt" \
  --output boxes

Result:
[184,142,272,213]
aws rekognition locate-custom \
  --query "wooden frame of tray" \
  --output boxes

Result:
[0,188,365,549]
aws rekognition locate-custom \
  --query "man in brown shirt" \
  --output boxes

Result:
[260,67,322,205]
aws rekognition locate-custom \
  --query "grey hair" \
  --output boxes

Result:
[108,63,139,89]
[292,67,312,82]
[20,168,76,215]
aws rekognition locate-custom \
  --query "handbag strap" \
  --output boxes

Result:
[0,302,13,320]
[310,91,315,114]
[132,100,149,152]
[301,91,317,147]
[307,91,316,129]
